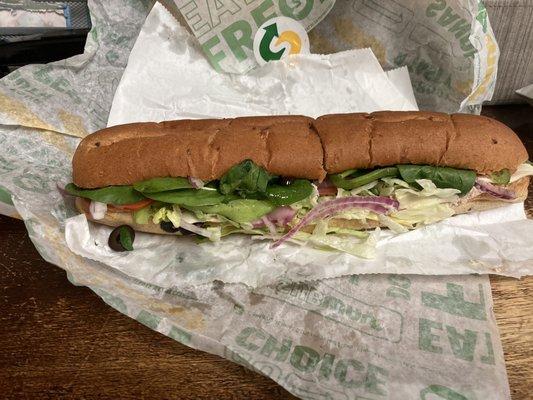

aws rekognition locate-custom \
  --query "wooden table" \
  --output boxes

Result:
[1,106,532,399]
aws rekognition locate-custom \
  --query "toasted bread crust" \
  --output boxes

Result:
[72,112,528,188]
[73,116,326,188]
[315,111,528,174]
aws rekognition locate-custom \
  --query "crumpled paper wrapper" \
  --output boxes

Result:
[90,2,533,286]
[309,0,499,114]
[164,0,336,73]
[108,3,416,125]
[0,1,517,398]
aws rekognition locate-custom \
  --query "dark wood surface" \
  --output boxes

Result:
[0,105,532,399]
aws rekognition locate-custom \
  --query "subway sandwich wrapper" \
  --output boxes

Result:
[164,0,497,113]
[0,1,523,398]
[65,2,533,288]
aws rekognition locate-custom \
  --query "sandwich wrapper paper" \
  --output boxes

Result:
[167,0,498,114]
[0,1,527,398]
[77,2,532,286]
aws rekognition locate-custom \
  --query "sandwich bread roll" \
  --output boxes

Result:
[73,111,528,189]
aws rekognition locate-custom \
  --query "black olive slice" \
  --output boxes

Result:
[108,225,135,251]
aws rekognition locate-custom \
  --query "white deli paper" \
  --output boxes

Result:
[62,2,533,288]
[0,1,515,398]
[107,3,416,125]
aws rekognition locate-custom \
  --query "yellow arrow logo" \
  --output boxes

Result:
[275,30,302,55]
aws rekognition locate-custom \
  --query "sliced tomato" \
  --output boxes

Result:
[108,198,154,212]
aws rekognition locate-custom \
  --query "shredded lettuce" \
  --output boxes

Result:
[389,179,459,227]
[127,173,471,256]
[289,183,319,218]
[378,214,408,233]
[152,204,181,227]
[510,162,533,183]
[293,228,380,259]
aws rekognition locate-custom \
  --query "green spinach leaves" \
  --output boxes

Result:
[397,165,476,195]
[330,167,399,190]
[489,169,510,185]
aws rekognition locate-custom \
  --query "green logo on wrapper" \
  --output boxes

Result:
[253,16,309,65]
[235,327,389,396]
[420,385,468,399]
[0,185,13,206]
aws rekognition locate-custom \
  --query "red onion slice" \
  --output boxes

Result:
[89,201,107,220]
[271,196,398,249]
[474,178,516,200]
[188,177,204,189]
[261,216,277,235]
[252,206,297,229]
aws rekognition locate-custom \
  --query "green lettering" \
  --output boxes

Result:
[386,287,410,300]
[437,7,460,27]
[459,35,475,53]
[334,359,365,388]
[13,174,50,194]
[321,296,345,314]
[51,77,69,93]
[235,327,266,351]
[345,305,362,322]
[33,65,53,85]
[168,326,191,344]
[136,310,161,330]
[463,49,477,58]
[476,2,488,32]
[426,0,446,18]
[365,364,389,396]
[201,35,226,72]
[221,20,253,62]
[480,332,495,365]
[449,19,471,39]
[319,353,335,380]
[419,318,443,353]
[260,335,292,361]
[446,326,477,361]
[279,0,313,20]
[420,385,468,400]
[6,69,21,80]
[94,289,127,314]
[424,66,444,83]
[14,78,30,89]
[290,346,320,372]
[360,313,383,332]
[206,0,240,27]
[251,0,277,27]
[0,185,13,206]
[422,283,486,320]
[388,275,411,289]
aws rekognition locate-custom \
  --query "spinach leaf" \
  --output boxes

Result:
[186,199,275,223]
[219,160,274,196]
[330,167,399,190]
[65,183,145,205]
[489,169,510,185]
[397,165,476,196]
[133,177,191,193]
[265,179,314,206]
[144,189,235,206]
